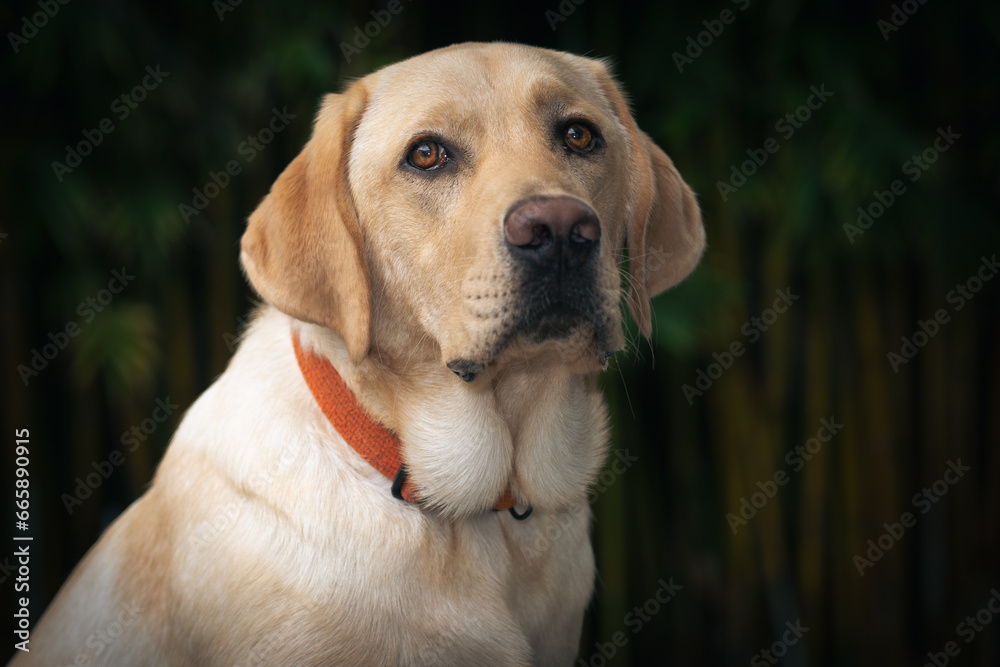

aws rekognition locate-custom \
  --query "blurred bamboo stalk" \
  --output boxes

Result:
[797,256,832,657]
[851,262,903,661]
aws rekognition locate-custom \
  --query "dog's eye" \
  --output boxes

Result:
[564,122,596,153]
[407,140,449,170]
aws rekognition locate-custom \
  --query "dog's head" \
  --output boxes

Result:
[241,43,704,379]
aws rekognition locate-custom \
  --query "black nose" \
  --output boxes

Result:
[503,196,600,269]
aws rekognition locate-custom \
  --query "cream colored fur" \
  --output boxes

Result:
[13,42,703,666]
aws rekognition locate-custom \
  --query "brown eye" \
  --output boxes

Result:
[407,140,448,170]
[564,122,596,152]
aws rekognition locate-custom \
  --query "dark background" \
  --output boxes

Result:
[2,0,999,665]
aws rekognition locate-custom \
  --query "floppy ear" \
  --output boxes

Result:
[240,83,371,361]
[625,132,705,337]
[595,67,705,337]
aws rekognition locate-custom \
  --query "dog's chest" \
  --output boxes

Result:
[200,504,595,665]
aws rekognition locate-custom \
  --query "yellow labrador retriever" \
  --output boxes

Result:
[15,42,703,666]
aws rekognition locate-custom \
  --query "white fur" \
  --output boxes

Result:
[14,308,599,665]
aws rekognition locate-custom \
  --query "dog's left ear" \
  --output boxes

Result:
[625,133,705,337]
[594,65,705,337]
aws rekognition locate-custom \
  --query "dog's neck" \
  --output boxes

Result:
[296,319,611,518]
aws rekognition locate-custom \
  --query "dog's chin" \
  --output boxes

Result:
[446,306,623,382]
[519,303,591,343]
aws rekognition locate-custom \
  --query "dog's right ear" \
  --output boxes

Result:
[241,84,371,362]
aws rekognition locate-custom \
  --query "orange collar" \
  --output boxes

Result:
[291,329,528,517]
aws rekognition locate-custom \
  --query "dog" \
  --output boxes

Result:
[13,42,703,666]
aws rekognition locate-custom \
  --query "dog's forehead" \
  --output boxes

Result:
[358,43,615,137]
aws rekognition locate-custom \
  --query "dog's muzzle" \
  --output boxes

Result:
[504,195,604,340]
[447,196,617,382]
